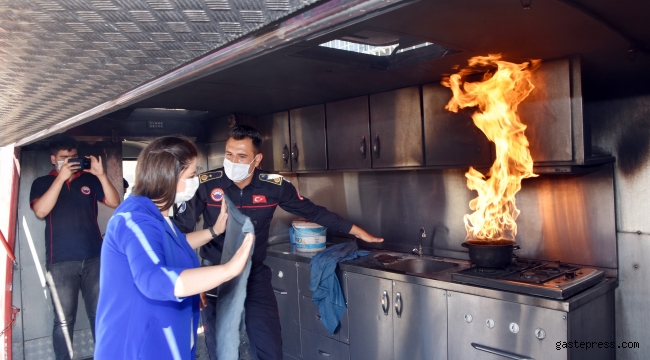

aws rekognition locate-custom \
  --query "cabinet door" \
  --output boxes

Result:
[264,257,301,358]
[326,96,371,170]
[258,111,291,172]
[393,282,448,360]
[423,83,492,167]
[297,263,350,343]
[518,58,573,163]
[347,273,393,360]
[369,86,423,168]
[301,329,350,360]
[289,104,327,171]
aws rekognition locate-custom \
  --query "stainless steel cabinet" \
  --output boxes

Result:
[447,291,567,360]
[347,273,394,360]
[297,262,350,343]
[347,272,447,360]
[393,281,448,359]
[518,58,573,163]
[301,329,350,360]
[423,83,492,167]
[258,111,291,172]
[369,86,424,168]
[290,104,327,171]
[326,96,372,170]
[265,257,301,359]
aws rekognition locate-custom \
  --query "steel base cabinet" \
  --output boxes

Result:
[297,263,350,343]
[265,257,301,359]
[447,290,615,360]
[347,272,448,360]
[296,262,350,360]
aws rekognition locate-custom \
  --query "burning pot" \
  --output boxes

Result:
[462,240,521,268]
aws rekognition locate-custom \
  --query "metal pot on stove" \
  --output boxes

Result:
[462,240,521,268]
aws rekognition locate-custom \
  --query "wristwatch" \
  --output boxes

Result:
[209,227,218,239]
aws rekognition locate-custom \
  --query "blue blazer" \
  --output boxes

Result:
[95,196,200,360]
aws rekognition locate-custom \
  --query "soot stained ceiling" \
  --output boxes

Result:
[128,0,650,118]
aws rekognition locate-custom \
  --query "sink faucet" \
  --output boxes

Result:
[413,227,426,256]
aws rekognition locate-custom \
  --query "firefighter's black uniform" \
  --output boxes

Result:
[174,168,353,360]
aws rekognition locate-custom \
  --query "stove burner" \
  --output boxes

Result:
[452,258,604,299]
[522,271,537,279]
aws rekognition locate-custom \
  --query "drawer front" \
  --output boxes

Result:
[300,294,339,341]
[297,262,350,343]
[447,291,567,360]
[301,329,350,360]
[265,257,301,358]
[283,353,300,360]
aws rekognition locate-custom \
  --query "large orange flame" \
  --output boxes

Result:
[443,54,539,243]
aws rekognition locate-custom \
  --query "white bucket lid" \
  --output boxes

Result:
[292,220,324,229]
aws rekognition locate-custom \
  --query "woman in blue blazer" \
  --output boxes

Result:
[95,137,253,360]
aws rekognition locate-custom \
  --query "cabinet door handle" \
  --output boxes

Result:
[394,292,403,318]
[291,143,299,162]
[360,136,367,158]
[282,144,289,164]
[373,134,380,158]
[471,343,534,360]
[318,350,331,357]
[273,289,287,295]
[381,290,389,315]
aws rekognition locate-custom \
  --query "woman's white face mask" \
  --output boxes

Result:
[175,176,199,203]
[223,155,257,182]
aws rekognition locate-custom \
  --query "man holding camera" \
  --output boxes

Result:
[30,134,120,360]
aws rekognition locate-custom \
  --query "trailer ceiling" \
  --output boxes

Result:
[2,0,650,146]
[0,0,324,146]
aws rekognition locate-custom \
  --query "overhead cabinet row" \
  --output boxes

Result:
[258,84,491,172]
[257,57,587,172]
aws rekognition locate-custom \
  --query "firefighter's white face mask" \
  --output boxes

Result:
[223,155,257,182]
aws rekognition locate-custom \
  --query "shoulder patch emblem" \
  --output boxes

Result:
[200,170,223,184]
[210,188,224,202]
[259,174,283,186]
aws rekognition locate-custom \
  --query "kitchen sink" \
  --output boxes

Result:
[383,258,459,274]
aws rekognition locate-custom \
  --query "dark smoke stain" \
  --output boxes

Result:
[616,120,650,177]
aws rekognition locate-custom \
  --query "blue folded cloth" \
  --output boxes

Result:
[309,242,370,334]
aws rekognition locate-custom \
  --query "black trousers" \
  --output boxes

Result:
[202,263,283,360]
[45,257,100,360]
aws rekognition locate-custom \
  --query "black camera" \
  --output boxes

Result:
[68,157,92,170]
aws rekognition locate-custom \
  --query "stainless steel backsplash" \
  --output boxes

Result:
[274,165,617,269]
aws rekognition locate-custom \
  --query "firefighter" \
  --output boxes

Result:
[174,125,382,360]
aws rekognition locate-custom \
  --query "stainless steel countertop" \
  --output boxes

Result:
[266,243,618,312]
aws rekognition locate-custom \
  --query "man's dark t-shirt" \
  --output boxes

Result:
[30,170,106,264]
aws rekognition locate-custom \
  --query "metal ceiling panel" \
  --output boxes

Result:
[0,0,321,146]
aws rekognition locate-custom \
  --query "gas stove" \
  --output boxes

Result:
[452,259,605,299]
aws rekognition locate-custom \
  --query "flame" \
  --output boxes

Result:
[443,54,539,243]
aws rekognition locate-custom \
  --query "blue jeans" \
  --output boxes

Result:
[45,257,100,360]
[215,194,255,360]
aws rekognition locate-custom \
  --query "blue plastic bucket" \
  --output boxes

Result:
[289,226,295,245]
[292,220,326,252]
